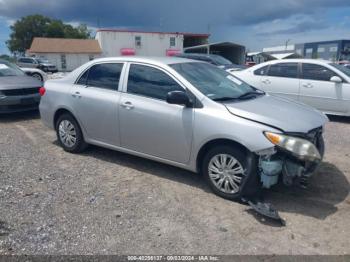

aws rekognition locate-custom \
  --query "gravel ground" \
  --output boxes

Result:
[0,111,349,255]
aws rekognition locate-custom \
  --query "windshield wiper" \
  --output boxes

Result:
[212,96,237,101]
[236,90,265,100]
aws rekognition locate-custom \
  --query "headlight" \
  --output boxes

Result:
[264,132,321,162]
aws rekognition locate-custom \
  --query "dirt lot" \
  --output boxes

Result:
[0,111,349,255]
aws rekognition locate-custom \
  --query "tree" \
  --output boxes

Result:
[7,14,51,54]
[6,14,92,54]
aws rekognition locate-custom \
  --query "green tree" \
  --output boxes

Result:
[6,14,51,54]
[6,14,92,54]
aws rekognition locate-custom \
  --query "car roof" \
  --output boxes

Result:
[90,56,201,66]
[262,58,332,65]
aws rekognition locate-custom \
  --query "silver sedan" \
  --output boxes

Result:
[39,57,328,200]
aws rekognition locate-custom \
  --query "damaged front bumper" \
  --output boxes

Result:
[256,127,325,189]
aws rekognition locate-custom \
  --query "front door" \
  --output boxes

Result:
[71,63,124,145]
[119,63,194,164]
[299,63,349,114]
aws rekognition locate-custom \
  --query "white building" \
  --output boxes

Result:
[95,29,209,57]
[28,37,102,71]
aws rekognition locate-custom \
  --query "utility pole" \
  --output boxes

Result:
[285,39,291,51]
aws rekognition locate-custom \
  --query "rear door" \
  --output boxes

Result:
[299,63,349,114]
[261,62,300,100]
[71,62,125,145]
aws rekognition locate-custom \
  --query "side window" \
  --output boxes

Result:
[76,70,89,85]
[254,65,269,75]
[86,63,123,90]
[267,63,298,78]
[127,64,184,100]
[301,63,337,82]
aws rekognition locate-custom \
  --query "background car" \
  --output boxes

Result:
[17,57,58,73]
[175,53,247,72]
[21,67,47,82]
[0,59,42,113]
[232,59,350,116]
[40,57,327,200]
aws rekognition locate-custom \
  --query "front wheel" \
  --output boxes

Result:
[201,145,260,200]
[55,114,87,153]
[31,72,43,82]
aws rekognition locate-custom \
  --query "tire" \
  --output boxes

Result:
[55,113,88,153]
[201,145,260,200]
[31,73,43,82]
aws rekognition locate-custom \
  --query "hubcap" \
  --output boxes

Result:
[208,154,245,194]
[58,120,77,147]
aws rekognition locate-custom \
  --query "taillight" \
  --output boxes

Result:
[39,87,46,96]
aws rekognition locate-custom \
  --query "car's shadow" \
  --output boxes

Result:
[327,115,350,123]
[73,144,349,221]
[0,110,40,123]
[264,162,349,220]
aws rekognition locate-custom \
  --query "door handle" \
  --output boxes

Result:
[72,91,82,98]
[262,79,271,84]
[302,83,313,88]
[121,101,134,109]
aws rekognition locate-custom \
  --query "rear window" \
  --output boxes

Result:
[0,61,25,77]
[267,63,298,78]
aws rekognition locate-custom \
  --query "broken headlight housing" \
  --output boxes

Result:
[264,132,321,162]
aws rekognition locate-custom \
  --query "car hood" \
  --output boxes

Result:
[0,76,42,90]
[224,94,328,133]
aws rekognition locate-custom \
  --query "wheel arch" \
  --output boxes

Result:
[196,138,250,173]
[53,108,85,136]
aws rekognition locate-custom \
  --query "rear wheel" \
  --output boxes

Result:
[55,114,87,153]
[201,145,260,200]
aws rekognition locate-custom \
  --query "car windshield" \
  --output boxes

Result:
[210,55,232,65]
[331,63,350,78]
[0,61,25,77]
[37,59,49,63]
[170,62,260,101]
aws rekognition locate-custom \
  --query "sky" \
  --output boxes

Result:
[0,0,350,54]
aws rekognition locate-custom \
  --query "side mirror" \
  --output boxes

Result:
[166,91,193,107]
[330,76,342,83]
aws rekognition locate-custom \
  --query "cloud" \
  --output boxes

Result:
[0,0,350,53]
[0,0,350,31]
[257,20,327,36]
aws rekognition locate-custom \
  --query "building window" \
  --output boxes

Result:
[61,54,66,70]
[330,46,338,52]
[170,37,176,47]
[135,36,142,48]
[317,47,325,53]
[306,48,313,54]
[296,49,302,55]
[89,55,94,61]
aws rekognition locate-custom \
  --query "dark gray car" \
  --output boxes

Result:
[0,60,42,114]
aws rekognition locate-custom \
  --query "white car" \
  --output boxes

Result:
[21,67,47,82]
[232,59,350,116]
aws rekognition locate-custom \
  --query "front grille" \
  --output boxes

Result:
[2,87,40,96]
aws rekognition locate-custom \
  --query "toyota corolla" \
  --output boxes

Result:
[39,57,328,200]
